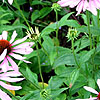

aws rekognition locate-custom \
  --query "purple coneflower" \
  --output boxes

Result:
[0,70,24,100]
[57,0,100,15]
[0,31,34,72]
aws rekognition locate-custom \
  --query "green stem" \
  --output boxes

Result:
[86,10,92,50]
[36,43,44,89]
[55,11,59,39]
[0,86,19,100]
[97,10,99,44]
[14,0,31,28]
[97,10,99,27]
[55,11,59,56]
[71,39,80,68]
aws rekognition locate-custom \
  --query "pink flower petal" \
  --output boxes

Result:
[0,35,2,40]
[97,79,100,89]
[0,89,11,100]
[84,86,99,95]
[0,49,7,62]
[9,30,17,44]
[76,0,84,16]
[12,48,33,54]
[8,0,13,5]
[76,98,96,100]
[0,60,7,72]
[9,53,26,60]
[12,35,28,46]
[0,58,11,72]
[0,71,21,77]
[13,42,34,49]
[0,77,24,82]
[2,31,8,40]
[0,81,22,90]
[7,56,19,71]
[87,0,97,15]
[22,60,31,63]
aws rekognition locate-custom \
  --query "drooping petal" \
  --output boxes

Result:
[76,0,84,16]
[9,30,17,44]
[13,42,34,49]
[0,49,7,62]
[87,0,97,15]
[0,77,24,82]
[97,79,100,89]
[0,89,12,100]
[0,59,7,72]
[84,86,99,95]
[12,48,33,54]
[0,35,2,40]
[12,35,28,46]
[75,99,90,100]
[0,81,22,90]
[2,31,8,40]
[9,53,26,60]
[22,59,31,63]
[0,71,21,77]
[7,56,19,71]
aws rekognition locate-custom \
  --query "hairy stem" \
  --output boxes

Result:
[36,43,44,89]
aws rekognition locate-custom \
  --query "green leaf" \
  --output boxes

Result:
[69,74,86,95]
[53,54,76,69]
[41,27,56,36]
[31,10,40,23]
[51,88,68,98]
[88,78,95,89]
[32,1,51,6]
[26,67,38,85]
[59,20,80,28]
[55,65,76,77]
[20,90,41,100]
[69,69,80,86]
[95,70,100,81]
[39,7,52,19]
[0,25,28,33]
[58,12,74,27]
[81,14,87,25]
[74,37,90,52]
[20,65,39,89]
[79,49,95,64]
[48,76,65,89]
[77,26,100,36]
[55,94,66,100]
[94,53,100,65]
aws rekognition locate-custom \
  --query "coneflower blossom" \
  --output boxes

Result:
[57,0,100,15]
[2,0,13,5]
[0,70,24,100]
[76,79,100,100]
[0,31,34,72]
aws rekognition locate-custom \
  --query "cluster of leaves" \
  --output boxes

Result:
[1,0,100,100]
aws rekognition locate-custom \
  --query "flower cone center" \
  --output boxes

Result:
[0,40,12,55]
[97,92,100,100]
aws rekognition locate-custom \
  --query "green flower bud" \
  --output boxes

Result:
[40,89,51,99]
[67,28,79,41]
[26,27,40,40]
[51,3,61,12]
